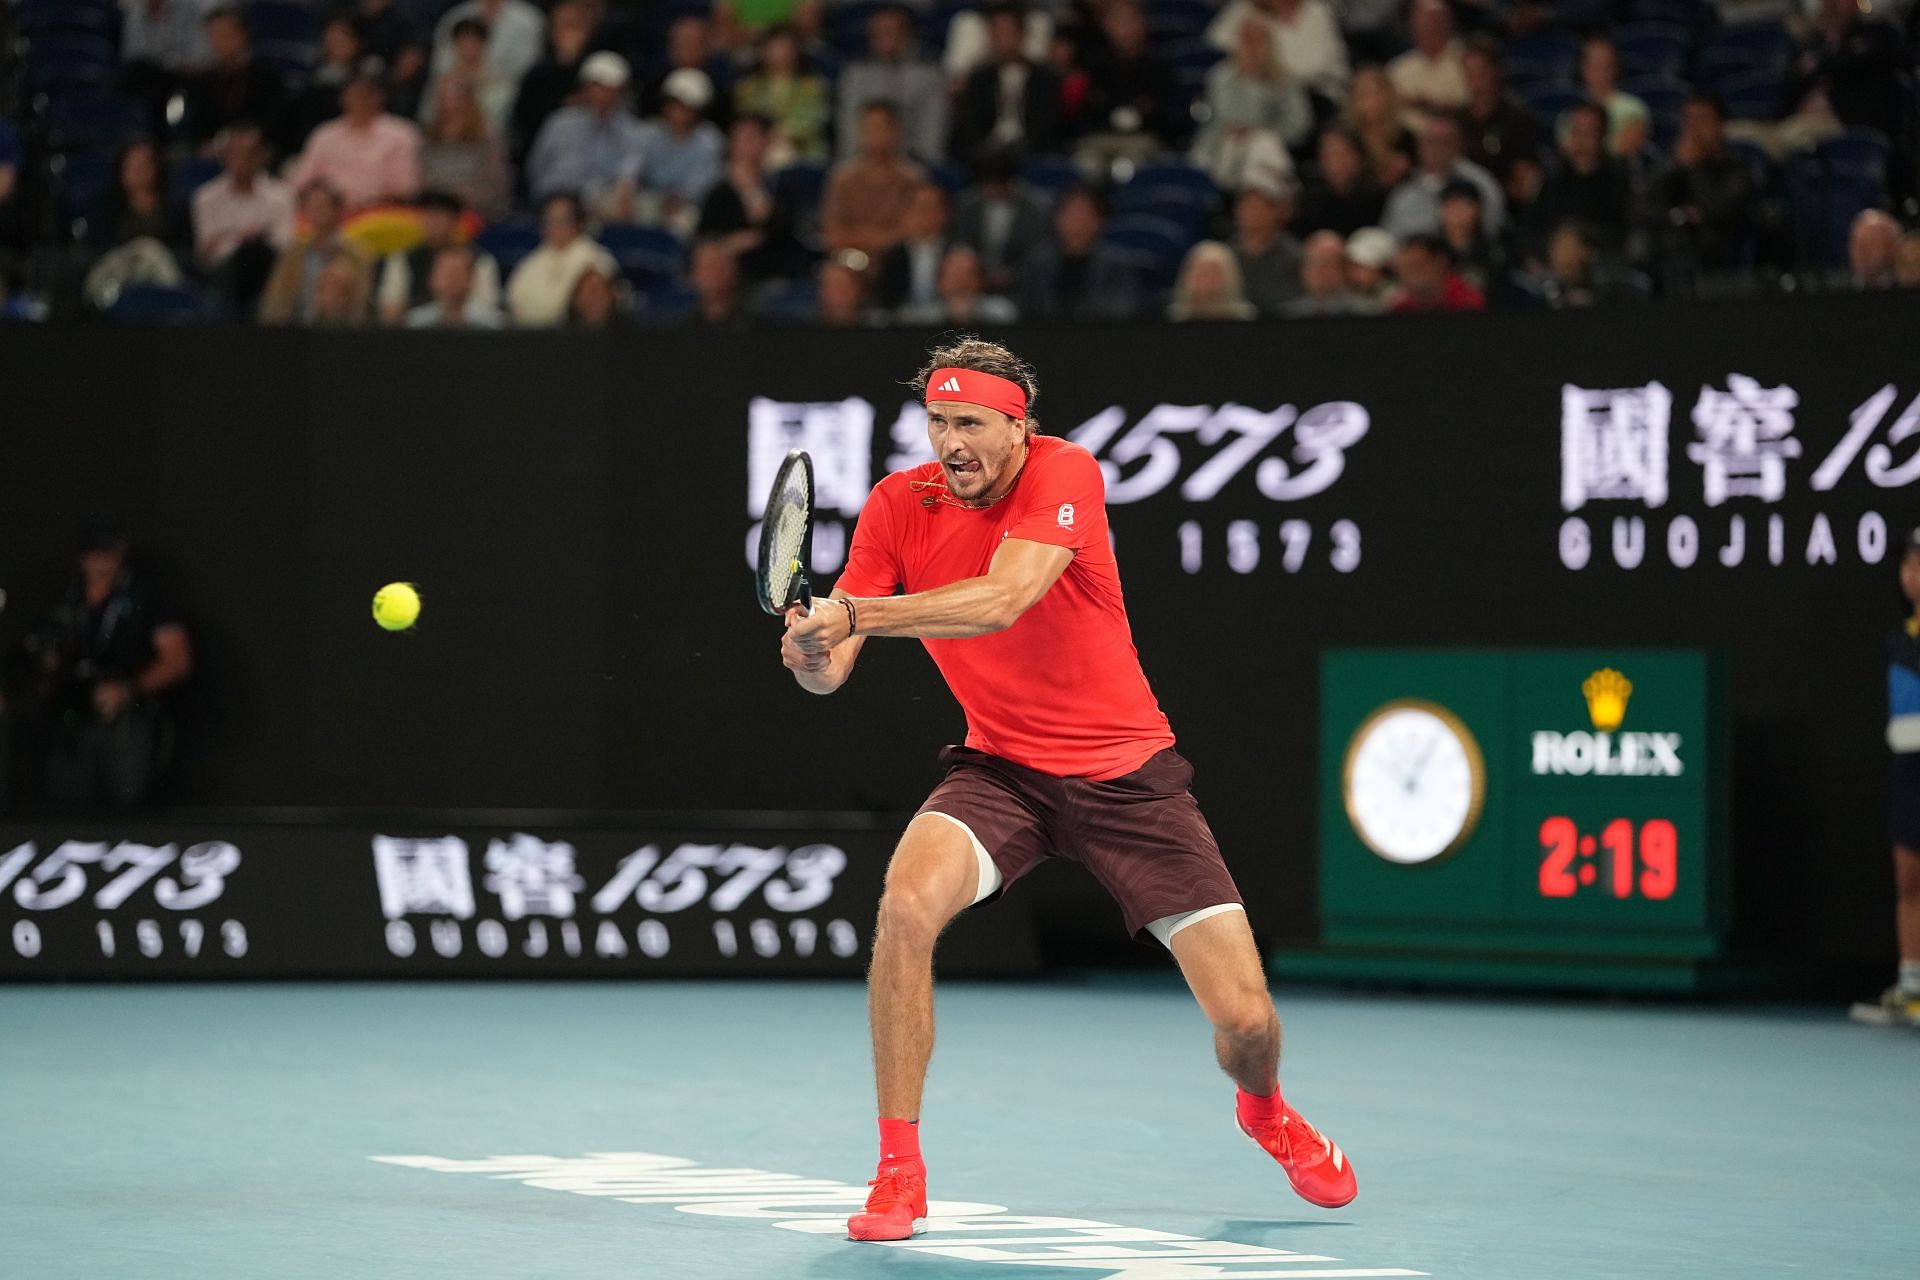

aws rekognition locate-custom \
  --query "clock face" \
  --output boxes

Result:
[1343,701,1486,865]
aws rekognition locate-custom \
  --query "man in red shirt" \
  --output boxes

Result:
[1387,232,1486,313]
[782,338,1358,1241]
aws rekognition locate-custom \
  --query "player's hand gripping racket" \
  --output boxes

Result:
[756,448,815,616]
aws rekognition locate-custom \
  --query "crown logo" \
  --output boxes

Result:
[1582,668,1632,732]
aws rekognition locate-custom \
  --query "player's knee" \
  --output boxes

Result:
[1213,992,1276,1043]
[876,875,958,943]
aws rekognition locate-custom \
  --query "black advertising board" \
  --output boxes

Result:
[2,295,1917,980]
[0,818,1038,978]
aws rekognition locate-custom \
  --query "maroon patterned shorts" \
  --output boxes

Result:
[916,745,1244,943]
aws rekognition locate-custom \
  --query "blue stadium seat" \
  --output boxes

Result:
[107,284,218,324]
[246,1,323,45]
[757,277,818,324]
[826,1,887,57]
[255,39,320,79]
[25,32,119,93]
[1629,0,1705,27]
[1787,135,1890,268]
[1518,81,1586,133]
[1114,180,1218,241]
[1702,22,1795,74]
[1022,154,1080,201]
[633,282,700,324]
[772,160,830,216]
[1621,75,1690,148]
[1505,31,1580,82]
[1616,22,1689,79]
[45,94,149,154]
[16,0,118,41]
[600,226,686,287]
[54,149,115,226]
[472,220,542,275]
[1716,69,1784,121]
[1101,213,1189,288]
[1165,38,1223,93]
[171,155,226,205]
[926,160,968,194]
[1128,161,1216,196]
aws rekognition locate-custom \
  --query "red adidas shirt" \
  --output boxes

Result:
[834,434,1175,780]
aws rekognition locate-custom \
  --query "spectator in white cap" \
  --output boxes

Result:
[1282,230,1375,317]
[1344,226,1395,304]
[527,51,651,222]
[636,68,725,236]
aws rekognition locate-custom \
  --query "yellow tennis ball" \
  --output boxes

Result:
[372,582,421,632]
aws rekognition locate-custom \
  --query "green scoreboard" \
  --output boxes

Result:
[1272,650,1730,992]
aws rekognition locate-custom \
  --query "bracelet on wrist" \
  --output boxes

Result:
[840,596,859,636]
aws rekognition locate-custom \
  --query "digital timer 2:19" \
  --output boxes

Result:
[1537,816,1677,900]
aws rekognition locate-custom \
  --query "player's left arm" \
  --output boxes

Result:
[839,538,1074,640]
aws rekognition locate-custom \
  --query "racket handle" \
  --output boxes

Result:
[796,576,813,617]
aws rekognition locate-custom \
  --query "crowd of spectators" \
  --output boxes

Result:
[0,0,1916,327]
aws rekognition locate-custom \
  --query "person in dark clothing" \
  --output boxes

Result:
[89,138,191,253]
[280,16,363,156]
[1295,127,1386,238]
[697,114,800,282]
[949,146,1052,294]
[950,3,1062,163]
[510,0,603,170]
[1784,0,1908,143]
[1530,102,1632,253]
[1017,186,1143,320]
[342,0,427,114]
[184,7,287,150]
[1638,93,1753,280]
[1078,0,1182,161]
[1455,37,1539,206]
[23,517,192,811]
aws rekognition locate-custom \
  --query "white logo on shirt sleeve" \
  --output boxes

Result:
[1057,503,1075,528]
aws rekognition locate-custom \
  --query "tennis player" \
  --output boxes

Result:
[781,338,1357,1241]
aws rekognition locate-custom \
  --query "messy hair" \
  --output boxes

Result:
[908,335,1040,433]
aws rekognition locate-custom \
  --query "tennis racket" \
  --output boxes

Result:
[756,448,815,616]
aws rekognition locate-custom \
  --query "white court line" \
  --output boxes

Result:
[372,1150,1429,1279]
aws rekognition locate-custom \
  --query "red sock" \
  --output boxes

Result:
[1236,1086,1284,1128]
[878,1117,921,1167]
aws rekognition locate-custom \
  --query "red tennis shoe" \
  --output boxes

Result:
[846,1160,928,1241]
[1237,1093,1358,1209]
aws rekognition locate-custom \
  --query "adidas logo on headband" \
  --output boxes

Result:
[935,376,963,392]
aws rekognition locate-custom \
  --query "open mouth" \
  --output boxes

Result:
[945,460,982,478]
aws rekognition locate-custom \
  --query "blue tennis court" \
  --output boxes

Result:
[3,977,1910,1279]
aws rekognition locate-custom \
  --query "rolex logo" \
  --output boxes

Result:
[1582,668,1633,733]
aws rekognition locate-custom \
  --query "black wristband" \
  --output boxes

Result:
[840,596,859,636]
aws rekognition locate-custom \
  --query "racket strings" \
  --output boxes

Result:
[766,472,811,603]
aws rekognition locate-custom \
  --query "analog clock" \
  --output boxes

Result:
[1342,700,1486,865]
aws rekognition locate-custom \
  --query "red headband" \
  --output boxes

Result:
[924,368,1027,420]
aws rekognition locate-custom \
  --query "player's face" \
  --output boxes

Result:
[927,401,1027,504]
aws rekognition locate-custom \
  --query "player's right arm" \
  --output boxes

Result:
[782,596,867,695]
[779,478,898,695]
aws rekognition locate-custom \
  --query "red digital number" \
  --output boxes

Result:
[1601,818,1634,899]
[1639,819,1678,900]
[1538,816,1577,897]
